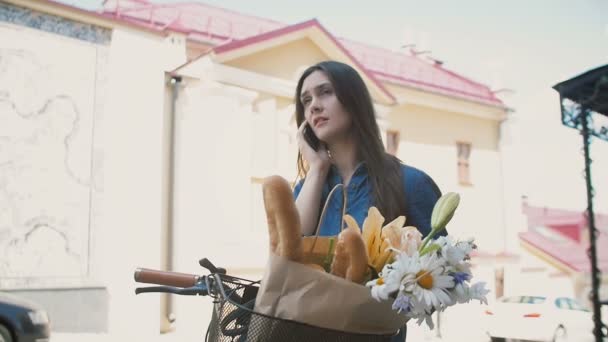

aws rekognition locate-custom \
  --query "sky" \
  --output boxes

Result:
[64,0,608,211]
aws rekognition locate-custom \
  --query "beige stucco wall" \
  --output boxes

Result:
[386,84,507,120]
[384,89,507,252]
[389,104,500,150]
[226,37,329,81]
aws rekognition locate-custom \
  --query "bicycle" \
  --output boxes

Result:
[134,258,399,341]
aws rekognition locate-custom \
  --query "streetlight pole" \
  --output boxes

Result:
[553,65,608,342]
[579,108,603,342]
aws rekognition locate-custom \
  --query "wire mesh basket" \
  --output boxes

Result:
[205,274,398,342]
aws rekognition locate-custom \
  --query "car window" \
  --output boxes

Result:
[555,297,569,309]
[501,296,545,304]
[556,297,590,312]
[501,296,523,303]
[523,296,546,304]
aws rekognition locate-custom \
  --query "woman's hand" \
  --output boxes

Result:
[295,121,331,236]
[297,121,331,173]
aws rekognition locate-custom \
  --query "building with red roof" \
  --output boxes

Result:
[1,0,515,337]
[520,201,608,275]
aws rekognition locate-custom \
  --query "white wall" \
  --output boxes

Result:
[0,9,190,335]
[397,140,506,252]
[170,80,304,338]
[0,19,103,285]
[101,27,182,338]
[171,79,265,337]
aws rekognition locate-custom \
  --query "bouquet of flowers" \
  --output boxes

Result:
[364,192,490,329]
[255,176,488,336]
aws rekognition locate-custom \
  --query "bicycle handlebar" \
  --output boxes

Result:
[134,268,199,288]
[135,285,208,296]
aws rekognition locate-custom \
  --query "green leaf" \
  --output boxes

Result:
[323,238,335,272]
[420,243,441,257]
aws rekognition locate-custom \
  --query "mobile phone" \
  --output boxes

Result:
[303,122,320,151]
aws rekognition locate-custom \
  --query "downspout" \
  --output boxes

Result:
[494,112,510,300]
[492,88,515,253]
[160,75,181,333]
[498,114,508,253]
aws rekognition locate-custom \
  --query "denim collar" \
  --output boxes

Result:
[327,162,368,189]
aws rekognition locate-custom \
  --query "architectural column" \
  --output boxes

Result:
[169,78,260,337]
[277,104,297,179]
[251,98,279,178]
[375,103,391,146]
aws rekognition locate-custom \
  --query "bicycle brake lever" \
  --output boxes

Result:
[199,258,227,274]
[176,287,209,296]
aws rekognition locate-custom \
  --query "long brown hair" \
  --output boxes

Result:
[294,61,406,221]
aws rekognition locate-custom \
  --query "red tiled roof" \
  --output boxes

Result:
[523,204,608,229]
[338,39,503,106]
[100,0,283,42]
[520,230,608,273]
[99,0,505,107]
[520,204,608,273]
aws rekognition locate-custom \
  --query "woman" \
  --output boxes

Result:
[292,60,444,341]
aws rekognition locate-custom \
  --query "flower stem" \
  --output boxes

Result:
[419,225,446,251]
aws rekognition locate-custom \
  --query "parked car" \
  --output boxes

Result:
[0,292,50,342]
[483,294,594,342]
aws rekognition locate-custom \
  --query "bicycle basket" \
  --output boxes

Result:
[206,274,397,342]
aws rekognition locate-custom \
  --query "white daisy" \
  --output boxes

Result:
[468,282,490,304]
[442,242,467,266]
[433,235,451,248]
[411,254,454,311]
[450,271,473,303]
[455,238,476,255]
[438,237,475,273]
[415,313,436,330]
[367,252,422,301]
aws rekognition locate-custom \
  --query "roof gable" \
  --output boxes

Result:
[224,37,331,82]
[209,19,395,105]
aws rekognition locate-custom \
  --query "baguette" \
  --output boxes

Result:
[305,263,326,272]
[262,175,303,261]
[330,225,368,284]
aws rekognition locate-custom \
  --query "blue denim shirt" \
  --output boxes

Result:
[294,163,442,238]
[293,163,443,342]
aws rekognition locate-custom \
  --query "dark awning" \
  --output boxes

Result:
[553,64,608,116]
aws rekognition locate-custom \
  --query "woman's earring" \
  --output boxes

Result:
[326,149,333,160]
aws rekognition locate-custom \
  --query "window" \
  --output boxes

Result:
[556,298,590,312]
[456,142,472,185]
[501,296,523,303]
[386,130,400,156]
[555,297,569,309]
[524,296,546,304]
[566,298,588,311]
[502,296,546,304]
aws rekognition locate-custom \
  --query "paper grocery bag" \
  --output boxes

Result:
[300,236,336,270]
[252,253,407,336]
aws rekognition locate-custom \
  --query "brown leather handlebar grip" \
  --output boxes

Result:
[134,268,199,288]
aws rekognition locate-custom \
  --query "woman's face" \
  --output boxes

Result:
[300,70,352,145]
